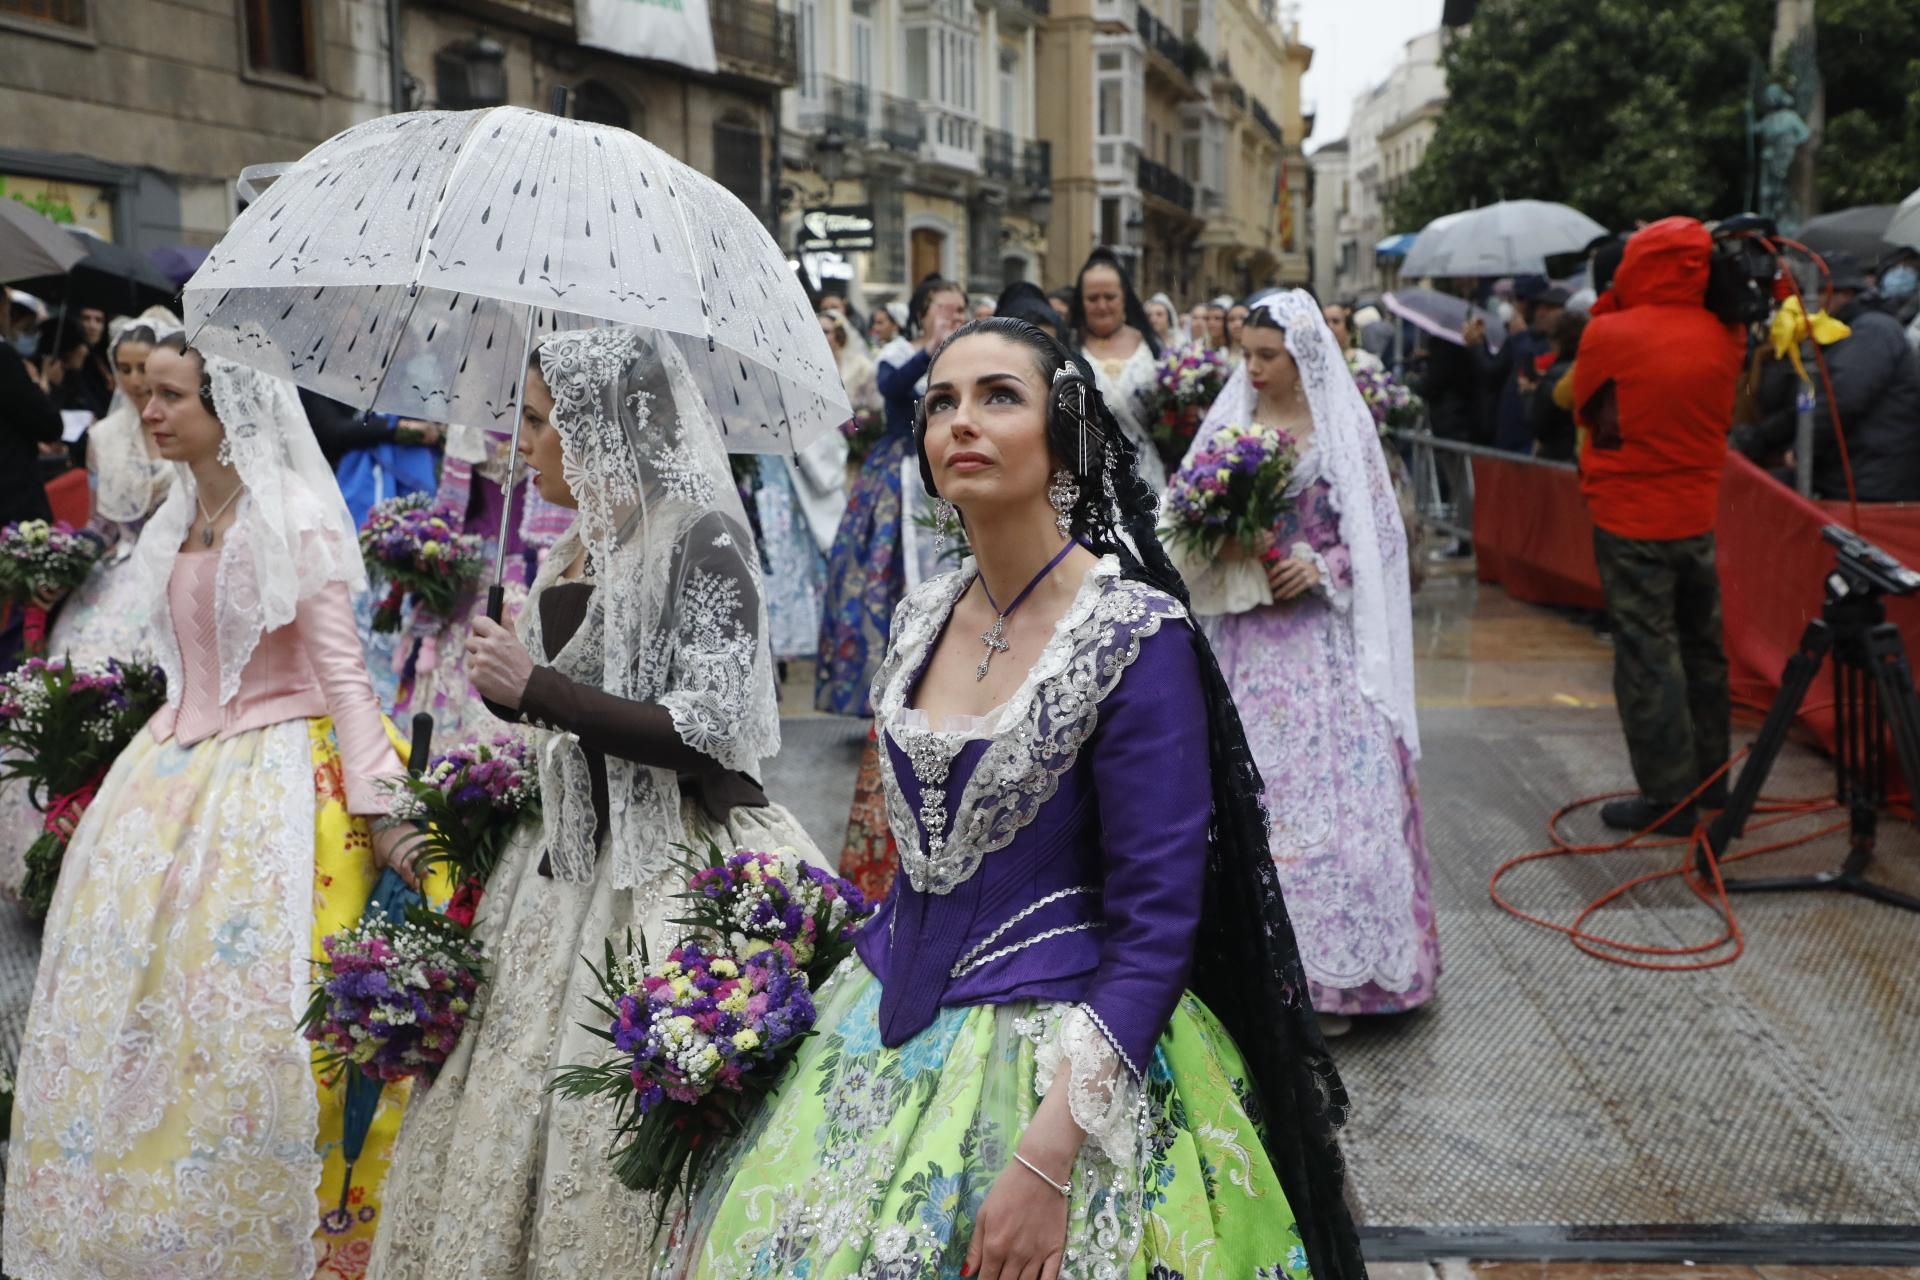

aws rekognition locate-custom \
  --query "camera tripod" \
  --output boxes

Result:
[1700,546,1920,913]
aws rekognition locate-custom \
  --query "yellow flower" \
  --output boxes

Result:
[732,1028,761,1051]
[719,989,749,1014]
[710,957,739,979]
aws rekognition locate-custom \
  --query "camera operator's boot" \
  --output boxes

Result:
[1600,796,1699,838]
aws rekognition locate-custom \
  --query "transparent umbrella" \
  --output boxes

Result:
[1401,200,1608,279]
[183,107,849,598]
[1886,186,1920,252]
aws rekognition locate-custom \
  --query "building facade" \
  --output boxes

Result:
[1307,134,1348,300]
[1323,25,1445,299]
[0,0,795,251]
[779,0,1053,312]
[1035,0,1309,305]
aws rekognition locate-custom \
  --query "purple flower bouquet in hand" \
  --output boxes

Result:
[0,656,167,920]
[550,843,875,1204]
[358,493,485,633]
[1162,421,1301,565]
[300,912,486,1085]
[1145,346,1230,471]
[1352,366,1425,435]
[389,733,542,926]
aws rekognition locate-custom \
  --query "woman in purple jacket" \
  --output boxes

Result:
[659,319,1364,1280]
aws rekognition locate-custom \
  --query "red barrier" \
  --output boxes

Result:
[1470,457,1604,611]
[1470,450,1920,755]
[46,468,90,530]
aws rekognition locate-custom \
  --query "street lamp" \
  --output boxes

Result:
[811,129,848,201]
[1027,186,1053,233]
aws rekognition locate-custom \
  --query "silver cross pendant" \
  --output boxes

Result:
[977,615,1011,681]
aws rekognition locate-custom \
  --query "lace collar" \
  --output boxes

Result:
[874,554,1186,895]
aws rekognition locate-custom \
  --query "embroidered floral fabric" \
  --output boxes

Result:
[815,433,911,716]
[665,969,1313,1280]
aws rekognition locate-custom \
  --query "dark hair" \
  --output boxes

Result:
[994,280,1063,341]
[1550,310,1588,360]
[915,316,1364,1280]
[153,330,217,409]
[1245,307,1286,334]
[905,276,964,339]
[39,318,90,362]
[1068,248,1162,359]
[111,323,160,358]
[1047,285,1077,308]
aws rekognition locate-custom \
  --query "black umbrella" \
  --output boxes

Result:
[1796,205,1900,264]
[15,228,177,314]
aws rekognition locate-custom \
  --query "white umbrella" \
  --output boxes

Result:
[1887,186,1920,252]
[1401,200,1608,279]
[183,108,847,458]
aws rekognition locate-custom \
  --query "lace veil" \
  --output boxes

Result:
[90,306,183,525]
[134,349,366,707]
[527,326,780,890]
[1192,288,1421,757]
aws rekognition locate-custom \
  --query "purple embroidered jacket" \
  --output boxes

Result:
[853,558,1210,1076]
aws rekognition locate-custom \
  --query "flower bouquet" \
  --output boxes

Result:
[551,844,874,1204]
[0,521,105,653]
[1145,346,1231,471]
[839,406,885,466]
[1162,421,1301,565]
[0,657,168,920]
[389,733,542,927]
[1352,366,1425,436]
[300,911,486,1085]
[359,494,485,633]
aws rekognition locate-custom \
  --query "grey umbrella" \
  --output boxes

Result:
[1797,205,1899,262]
[1401,201,1608,279]
[1381,287,1506,355]
[0,199,89,284]
[15,228,179,313]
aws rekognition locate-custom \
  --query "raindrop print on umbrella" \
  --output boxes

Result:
[181,107,850,613]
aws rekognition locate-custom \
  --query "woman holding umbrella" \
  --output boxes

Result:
[3,335,414,1279]
[370,327,826,1279]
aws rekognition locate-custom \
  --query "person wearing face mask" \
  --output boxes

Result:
[0,288,64,528]
[1070,247,1167,489]
[1877,251,1919,333]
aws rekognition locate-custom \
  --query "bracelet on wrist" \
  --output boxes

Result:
[1012,1151,1071,1198]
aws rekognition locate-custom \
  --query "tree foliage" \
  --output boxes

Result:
[1812,0,1920,209]
[1390,0,1818,233]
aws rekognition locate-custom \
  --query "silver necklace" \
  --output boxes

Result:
[973,539,1078,682]
[195,486,243,547]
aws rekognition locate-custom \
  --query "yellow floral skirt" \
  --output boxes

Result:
[3,716,407,1280]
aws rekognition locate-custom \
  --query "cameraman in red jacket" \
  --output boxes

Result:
[1573,217,1748,836]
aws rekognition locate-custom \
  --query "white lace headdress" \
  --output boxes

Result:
[90,306,183,525]
[134,350,366,707]
[1190,289,1421,758]
[526,326,781,890]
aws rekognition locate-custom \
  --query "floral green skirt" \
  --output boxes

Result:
[670,964,1313,1280]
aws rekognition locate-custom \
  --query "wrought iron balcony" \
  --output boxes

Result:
[1251,97,1284,145]
[983,128,1016,180]
[710,0,800,86]
[1137,153,1195,214]
[877,93,926,153]
[1020,140,1052,191]
[799,77,872,141]
[1135,4,1187,70]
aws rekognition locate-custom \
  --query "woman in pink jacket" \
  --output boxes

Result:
[4,334,412,1280]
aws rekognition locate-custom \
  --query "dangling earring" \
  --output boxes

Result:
[215,435,234,467]
[1048,469,1079,539]
[934,499,957,554]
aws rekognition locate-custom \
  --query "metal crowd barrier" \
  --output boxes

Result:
[1385,427,1578,546]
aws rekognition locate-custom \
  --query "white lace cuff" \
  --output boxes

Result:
[1028,1005,1144,1170]
[1162,529,1272,617]
[1290,541,1351,612]
[658,689,749,772]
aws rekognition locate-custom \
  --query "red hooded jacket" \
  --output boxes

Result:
[1573,217,1746,540]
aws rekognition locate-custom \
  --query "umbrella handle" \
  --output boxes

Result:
[407,712,434,775]
[486,583,505,625]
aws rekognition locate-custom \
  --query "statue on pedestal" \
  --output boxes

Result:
[1754,82,1812,232]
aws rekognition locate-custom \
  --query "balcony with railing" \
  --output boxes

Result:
[1251,97,1284,145]
[1136,5,1185,67]
[988,0,1050,25]
[921,108,980,173]
[1020,140,1051,192]
[877,93,927,152]
[1137,153,1195,214]
[798,77,872,141]
[983,128,1017,181]
[711,0,800,86]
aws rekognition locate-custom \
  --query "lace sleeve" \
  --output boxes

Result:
[655,511,764,772]
[1160,525,1273,616]
[1025,1004,1145,1170]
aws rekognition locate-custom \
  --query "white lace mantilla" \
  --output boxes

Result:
[872,556,1186,897]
